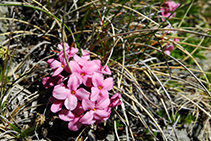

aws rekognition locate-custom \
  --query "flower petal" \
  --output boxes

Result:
[93,109,110,120]
[52,67,63,77]
[53,85,69,100]
[91,87,100,101]
[101,65,111,75]
[83,61,99,75]
[82,99,95,111]
[111,92,121,99]
[74,55,88,66]
[68,118,82,131]
[92,72,104,87]
[110,92,122,107]
[59,109,74,121]
[47,58,61,70]
[79,111,95,125]
[64,65,71,73]
[167,44,174,51]
[50,99,63,113]
[42,77,55,89]
[76,88,90,100]
[99,90,109,100]
[64,95,78,110]
[164,50,170,55]
[96,97,110,110]
[81,49,90,60]
[69,60,82,74]
[67,74,80,90]
[103,77,113,90]
[174,38,180,42]
[66,47,79,58]
[58,42,69,50]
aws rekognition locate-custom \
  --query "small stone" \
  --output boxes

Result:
[106,134,115,141]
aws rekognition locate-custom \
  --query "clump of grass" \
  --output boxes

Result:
[0,0,211,140]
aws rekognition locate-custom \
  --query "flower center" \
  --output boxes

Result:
[61,64,65,68]
[80,72,85,76]
[98,86,103,90]
[71,90,76,95]
[93,108,96,111]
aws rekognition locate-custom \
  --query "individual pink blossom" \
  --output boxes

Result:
[80,97,110,124]
[161,1,180,20]
[47,58,71,77]
[59,103,84,131]
[164,49,171,55]
[42,74,64,89]
[69,60,99,87]
[49,97,64,113]
[109,92,122,107]
[91,72,113,101]
[164,44,174,55]
[53,75,90,110]
[174,38,180,42]
[58,47,79,62]
[164,38,180,55]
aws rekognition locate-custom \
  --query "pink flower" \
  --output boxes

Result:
[164,38,179,55]
[69,60,99,87]
[42,74,64,89]
[164,49,171,55]
[161,1,180,20]
[109,92,122,107]
[59,103,84,131]
[174,38,180,42]
[91,72,113,101]
[80,97,110,124]
[47,58,71,77]
[58,47,79,62]
[53,75,90,110]
[164,44,174,54]
[49,97,64,113]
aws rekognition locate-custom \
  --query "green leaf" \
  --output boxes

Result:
[116,119,123,130]
[183,114,196,124]
[8,123,22,138]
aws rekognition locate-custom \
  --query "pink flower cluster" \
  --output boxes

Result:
[42,43,122,131]
[160,1,180,55]
[161,0,180,21]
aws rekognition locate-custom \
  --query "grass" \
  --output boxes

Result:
[0,0,211,140]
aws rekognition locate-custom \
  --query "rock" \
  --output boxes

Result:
[106,134,115,141]
[0,6,9,44]
[163,126,190,141]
